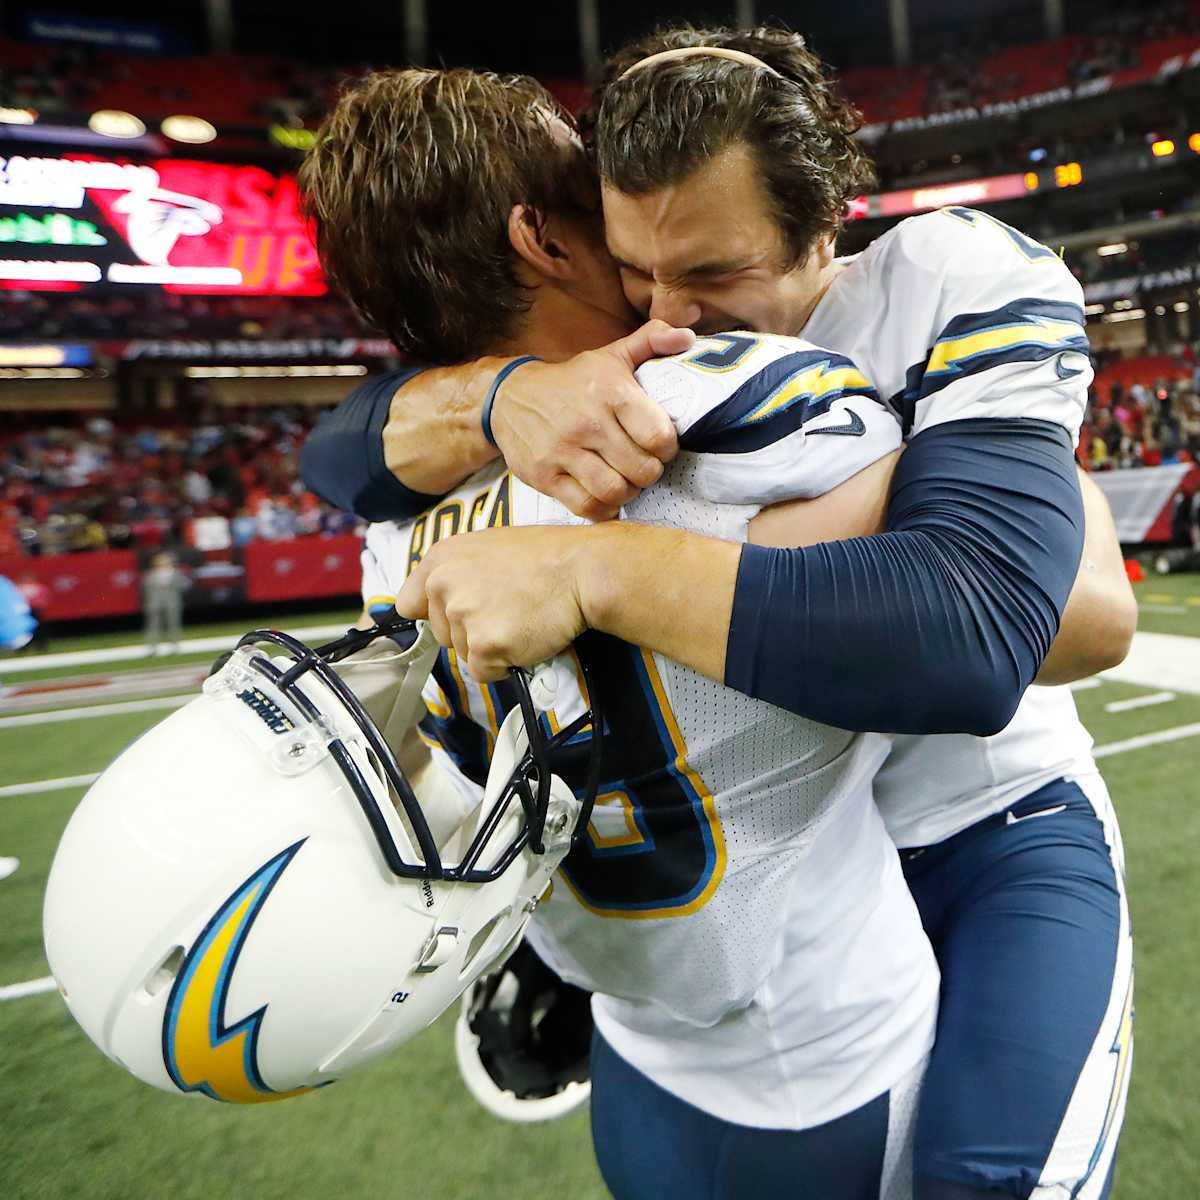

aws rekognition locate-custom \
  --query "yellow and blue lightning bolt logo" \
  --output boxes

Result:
[925,313,1087,379]
[162,840,312,1104]
[739,361,874,426]
[1079,970,1135,1190]
[679,349,879,455]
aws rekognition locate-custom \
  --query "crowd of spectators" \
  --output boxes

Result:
[1071,1,1200,83]
[1080,347,1200,469]
[0,291,370,343]
[0,406,361,561]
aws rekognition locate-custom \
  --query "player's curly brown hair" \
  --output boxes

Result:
[581,25,877,267]
[298,69,591,364]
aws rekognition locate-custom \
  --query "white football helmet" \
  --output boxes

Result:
[43,614,601,1104]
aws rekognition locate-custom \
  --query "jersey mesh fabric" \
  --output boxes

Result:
[802,206,1100,846]
[360,336,936,1127]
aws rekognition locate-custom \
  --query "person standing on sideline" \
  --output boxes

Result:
[141,551,187,656]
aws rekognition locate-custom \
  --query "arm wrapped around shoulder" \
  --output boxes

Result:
[724,418,1084,735]
[300,368,443,519]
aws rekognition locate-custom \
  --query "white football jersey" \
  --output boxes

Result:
[361,333,938,1129]
[803,207,1099,847]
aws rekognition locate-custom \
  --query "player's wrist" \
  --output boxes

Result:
[482,356,542,449]
[571,522,628,636]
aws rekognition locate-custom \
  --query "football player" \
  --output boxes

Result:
[303,68,939,1198]
[301,27,1134,1200]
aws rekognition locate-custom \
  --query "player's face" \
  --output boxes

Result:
[543,116,641,341]
[602,141,831,336]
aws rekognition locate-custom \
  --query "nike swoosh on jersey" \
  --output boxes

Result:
[1054,352,1088,380]
[1005,803,1067,825]
[806,410,866,437]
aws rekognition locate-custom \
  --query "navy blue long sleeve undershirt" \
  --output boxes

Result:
[300,368,441,521]
[300,373,1084,737]
[725,418,1084,736]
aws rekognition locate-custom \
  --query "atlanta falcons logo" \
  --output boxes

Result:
[111,187,223,266]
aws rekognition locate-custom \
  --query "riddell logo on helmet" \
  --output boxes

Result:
[421,880,435,908]
[236,688,295,735]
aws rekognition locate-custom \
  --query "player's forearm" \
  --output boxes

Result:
[1035,469,1136,685]
[382,359,505,496]
[725,419,1084,736]
[577,522,740,684]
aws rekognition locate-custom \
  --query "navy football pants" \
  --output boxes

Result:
[587,775,1129,1200]
[902,775,1130,1200]
[590,1027,904,1200]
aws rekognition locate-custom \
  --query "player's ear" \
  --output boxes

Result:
[508,204,574,281]
[814,234,836,271]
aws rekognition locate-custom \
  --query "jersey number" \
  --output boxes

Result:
[551,633,724,919]
[945,206,1058,263]
[684,332,762,373]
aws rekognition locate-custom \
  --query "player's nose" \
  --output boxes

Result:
[648,287,703,330]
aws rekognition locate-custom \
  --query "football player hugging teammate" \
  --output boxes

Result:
[300,24,1135,1200]
[41,22,1137,1200]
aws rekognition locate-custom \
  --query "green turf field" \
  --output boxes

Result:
[1131,570,1200,639]
[2,600,1198,1199]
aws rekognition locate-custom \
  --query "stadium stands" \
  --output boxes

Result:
[1082,352,1200,468]
[2,3,1197,134]
[0,406,359,561]
[0,291,369,342]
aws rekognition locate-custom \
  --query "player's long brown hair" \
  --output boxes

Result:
[299,69,590,364]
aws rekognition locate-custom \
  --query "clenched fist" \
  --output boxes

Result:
[395,526,596,681]
[491,320,694,520]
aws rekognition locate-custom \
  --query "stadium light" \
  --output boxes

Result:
[1097,243,1128,256]
[1150,138,1176,157]
[0,345,67,366]
[88,110,146,139]
[0,260,102,282]
[161,115,217,144]
[270,124,316,150]
[183,365,370,378]
[0,107,36,125]
[106,264,242,285]
[1174,301,1190,312]
[1190,133,1200,154]
[1023,172,1039,191]
[0,367,86,379]
[1083,303,1106,316]
[1101,309,1145,323]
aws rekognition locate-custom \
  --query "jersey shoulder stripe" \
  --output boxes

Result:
[679,349,880,454]
[887,296,1088,434]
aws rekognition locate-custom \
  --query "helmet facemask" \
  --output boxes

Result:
[203,610,604,884]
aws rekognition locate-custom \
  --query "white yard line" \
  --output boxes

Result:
[0,717,1195,1004]
[0,695,191,729]
[1094,722,1200,759]
[1103,631,1200,696]
[1138,604,1188,614]
[0,977,57,1002]
[0,772,100,799]
[0,623,348,675]
[1,662,206,710]
[1104,691,1177,714]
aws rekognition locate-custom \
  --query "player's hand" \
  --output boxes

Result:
[491,320,693,521]
[395,526,591,681]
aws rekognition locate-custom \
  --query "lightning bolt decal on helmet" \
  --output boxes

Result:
[43,612,604,1102]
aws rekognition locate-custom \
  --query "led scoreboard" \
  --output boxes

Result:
[0,153,325,294]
